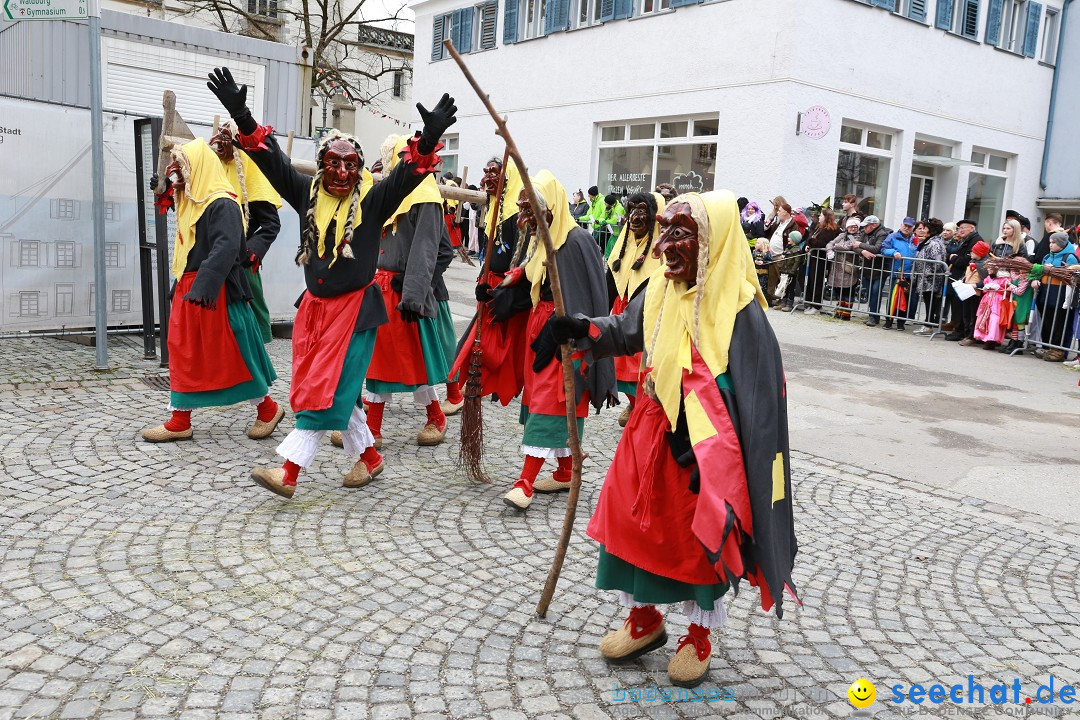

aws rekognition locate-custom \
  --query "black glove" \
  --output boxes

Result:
[207,67,256,135]
[397,302,420,323]
[489,287,519,323]
[666,417,699,494]
[149,172,161,195]
[550,315,590,344]
[416,93,458,156]
[530,319,560,372]
[474,282,492,303]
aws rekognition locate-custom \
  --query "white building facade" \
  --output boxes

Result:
[411,0,1075,231]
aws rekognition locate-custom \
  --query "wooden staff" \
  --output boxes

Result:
[443,39,585,618]
[459,147,511,484]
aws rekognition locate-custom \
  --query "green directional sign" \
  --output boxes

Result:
[3,0,87,20]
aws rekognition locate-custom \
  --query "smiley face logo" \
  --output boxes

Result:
[848,678,876,708]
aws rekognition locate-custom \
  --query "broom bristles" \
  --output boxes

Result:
[459,341,493,483]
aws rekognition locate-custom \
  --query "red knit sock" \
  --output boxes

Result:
[366,402,386,437]
[425,400,446,432]
[281,460,301,487]
[553,455,572,483]
[361,446,383,472]
[512,455,545,497]
[164,410,191,432]
[445,380,464,405]
[256,396,278,422]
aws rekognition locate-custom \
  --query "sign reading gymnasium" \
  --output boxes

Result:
[3,0,87,20]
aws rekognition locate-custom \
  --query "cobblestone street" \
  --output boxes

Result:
[2,332,1080,720]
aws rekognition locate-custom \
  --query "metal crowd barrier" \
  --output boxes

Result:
[1022,274,1079,361]
[796,249,949,339]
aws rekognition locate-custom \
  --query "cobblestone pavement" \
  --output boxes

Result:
[2,336,1080,720]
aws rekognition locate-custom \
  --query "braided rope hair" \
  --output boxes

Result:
[216,121,250,225]
[298,130,365,265]
[169,146,211,204]
[611,192,657,273]
[511,189,547,270]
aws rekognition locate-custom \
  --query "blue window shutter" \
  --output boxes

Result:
[1023,1,1042,57]
[613,0,632,19]
[935,0,953,29]
[985,0,1004,44]
[478,2,498,49]
[598,0,615,20]
[544,0,570,33]
[908,0,927,21]
[503,0,519,43]
[870,0,896,9]
[431,14,446,60]
[457,7,474,51]
[670,0,698,8]
[960,0,980,38]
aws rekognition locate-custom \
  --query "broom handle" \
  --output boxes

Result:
[474,145,512,341]
[443,39,585,618]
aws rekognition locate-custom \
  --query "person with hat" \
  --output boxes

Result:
[856,215,890,323]
[945,219,983,341]
[826,216,863,320]
[880,217,918,330]
[957,240,991,346]
[1032,231,1079,361]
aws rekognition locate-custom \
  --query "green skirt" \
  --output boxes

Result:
[617,380,637,397]
[435,300,459,383]
[596,547,729,609]
[366,315,449,394]
[248,270,273,344]
[519,405,584,448]
[170,302,277,410]
[295,329,377,431]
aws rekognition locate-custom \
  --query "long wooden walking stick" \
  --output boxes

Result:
[459,146,511,484]
[443,40,586,618]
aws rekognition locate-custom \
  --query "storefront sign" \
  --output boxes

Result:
[672,170,703,194]
[800,106,831,139]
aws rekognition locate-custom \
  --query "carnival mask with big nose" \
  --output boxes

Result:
[164,160,186,191]
[480,160,502,195]
[516,189,553,232]
[208,128,235,162]
[322,139,361,198]
[653,202,699,284]
[627,200,653,237]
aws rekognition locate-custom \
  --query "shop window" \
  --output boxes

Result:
[595,116,718,198]
[835,122,895,218]
[965,148,1011,230]
[440,135,459,177]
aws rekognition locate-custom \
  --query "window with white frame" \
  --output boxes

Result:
[1041,7,1059,63]
[573,0,602,27]
[56,241,75,268]
[432,12,452,60]
[18,240,40,267]
[949,0,981,40]
[440,135,459,177]
[1000,0,1028,52]
[247,0,278,18]
[475,1,498,48]
[520,0,547,39]
[112,290,131,313]
[640,0,670,14]
[19,292,40,317]
[897,0,928,21]
[105,243,121,268]
[392,71,405,99]
[966,149,1010,232]
[56,284,74,315]
[51,199,78,220]
[595,117,718,199]
[834,122,895,219]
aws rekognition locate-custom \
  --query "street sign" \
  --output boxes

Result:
[3,0,87,20]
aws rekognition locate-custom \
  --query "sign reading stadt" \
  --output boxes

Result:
[3,0,87,20]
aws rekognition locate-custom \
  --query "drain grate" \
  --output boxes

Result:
[141,374,171,391]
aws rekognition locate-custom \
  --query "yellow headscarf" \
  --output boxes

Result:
[171,138,242,280]
[642,190,766,429]
[607,192,666,300]
[223,152,282,211]
[383,135,442,230]
[484,159,524,230]
[522,170,578,307]
[312,167,372,266]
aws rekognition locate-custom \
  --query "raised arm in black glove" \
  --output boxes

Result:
[207,67,257,136]
[416,93,458,156]
[550,315,590,344]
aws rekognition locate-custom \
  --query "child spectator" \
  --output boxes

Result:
[753,239,772,293]
[958,241,990,346]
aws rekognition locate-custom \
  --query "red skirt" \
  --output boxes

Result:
[167,272,252,393]
[289,286,367,412]
[452,271,527,405]
[522,300,590,419]
[586,389,719,585]
[444,213,462,248]
[367,270,431,386]
[611,294,644,387]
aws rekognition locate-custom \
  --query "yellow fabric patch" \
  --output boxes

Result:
[683,390,717,447]
[771,452,786,505]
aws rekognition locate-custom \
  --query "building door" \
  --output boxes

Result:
[908,164,935,222]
